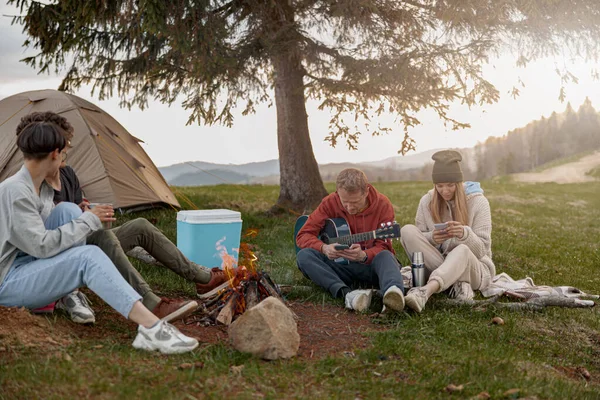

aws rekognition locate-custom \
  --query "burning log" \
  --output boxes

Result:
[259,274,283,302]
[216,292,239,326]
[188,272,285,326]
[185,240,287,326]
[245,281,260,310]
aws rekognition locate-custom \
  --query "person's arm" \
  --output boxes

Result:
[456,196,492,259]
[9,194,101,259]
[295,202,331,252]
[415,196,437,246]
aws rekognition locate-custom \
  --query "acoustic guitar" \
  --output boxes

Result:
[294,215,401,264]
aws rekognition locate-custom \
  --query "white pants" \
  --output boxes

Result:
[400,224,491,292]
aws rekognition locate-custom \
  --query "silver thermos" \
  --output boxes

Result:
[411,252,426,287]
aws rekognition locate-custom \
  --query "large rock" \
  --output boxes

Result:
[228,297,299,360]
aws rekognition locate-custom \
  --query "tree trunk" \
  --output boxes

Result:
[271,49,328,214]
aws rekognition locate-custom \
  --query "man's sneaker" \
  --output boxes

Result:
[448,281,474,302]
[344,289,373,312]
[383,286,405,312]
[405,287,428,313]
[132,320,199,354]
[153,298,198,323]
[56,291,95,324]
[196,267,239,297]
[31,301,56,314]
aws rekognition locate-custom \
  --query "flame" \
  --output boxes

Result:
[216,236,261,315]
[215,238,260,288]
[244,229,259,238]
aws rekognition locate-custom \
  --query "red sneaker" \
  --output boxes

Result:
[196,267,239,298]
[31,301,56,314]
[152,298,198,323]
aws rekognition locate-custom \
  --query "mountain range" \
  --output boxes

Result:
[159,98,600,186]
[159,148,444,186]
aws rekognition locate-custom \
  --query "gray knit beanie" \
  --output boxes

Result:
[431,150,463,183]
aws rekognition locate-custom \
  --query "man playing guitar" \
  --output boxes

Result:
[296,168,405,313]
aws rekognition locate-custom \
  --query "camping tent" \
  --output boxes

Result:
[0,89,180,211]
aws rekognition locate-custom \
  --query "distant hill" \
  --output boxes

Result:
[158,148,470,186]
[159,149,450,186]
[170,168,253,186]
[160,159,279,183]
[159,98,600,186]
[361,148,441,170]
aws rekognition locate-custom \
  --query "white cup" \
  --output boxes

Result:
[88,203,114,229]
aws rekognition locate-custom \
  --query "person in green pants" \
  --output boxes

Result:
[35,114,229,323]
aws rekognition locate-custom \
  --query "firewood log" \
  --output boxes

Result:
[245,281,260,310]
[216,293,239,325]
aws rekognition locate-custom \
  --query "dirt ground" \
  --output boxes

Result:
[0,298,386,359]
[512,151,600,183]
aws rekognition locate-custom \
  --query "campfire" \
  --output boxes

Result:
[186,242,283,326]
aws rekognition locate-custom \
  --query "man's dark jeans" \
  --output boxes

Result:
[296,248,404,298]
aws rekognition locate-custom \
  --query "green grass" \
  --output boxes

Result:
[3,180,600,399]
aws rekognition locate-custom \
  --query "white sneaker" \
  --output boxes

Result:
[382,286,405,312]
[56,291,95,324]
[344,289,373,312]
[405,287,428,313]
[449,281,474,301]
[133,320,199,354]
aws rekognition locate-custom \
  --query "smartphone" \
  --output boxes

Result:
[334,244,350,250]
[434,222,448,231]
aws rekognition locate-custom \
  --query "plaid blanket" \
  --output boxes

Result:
[481,272,599,300]
[400,268,598,301]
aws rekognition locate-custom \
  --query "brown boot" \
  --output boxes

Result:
[152,298,198,323]
[196,267,239,297]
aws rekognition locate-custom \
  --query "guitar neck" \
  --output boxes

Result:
[330,231,376,245]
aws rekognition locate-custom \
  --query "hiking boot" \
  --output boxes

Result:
[383,286,405,312]
[405,287,428,313]
[448,281,474,302]
[152,298,198,323]
[344,289,373,312]
[31,301,56,314]
[132,320,199,354]
[196,267,239,297]
[56,291,95,324]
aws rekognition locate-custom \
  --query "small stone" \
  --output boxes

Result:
[178,363,193,370]
[503,388,520,397]
[444,384,464,393]
[230,365,244,377]
[475,392,490,399]
[63,353,72,362]
[46,336,60,346]
[491,317,505,325]
[576,366,591,380]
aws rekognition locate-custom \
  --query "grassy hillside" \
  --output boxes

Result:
[2,181,600,399]
[531,150,596,172]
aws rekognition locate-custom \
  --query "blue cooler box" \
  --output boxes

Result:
[176,209,243,269]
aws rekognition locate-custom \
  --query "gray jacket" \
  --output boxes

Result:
[0,166,101,285]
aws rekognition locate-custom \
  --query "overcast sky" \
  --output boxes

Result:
[2,3,600,168]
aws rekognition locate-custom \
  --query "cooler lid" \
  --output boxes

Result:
[177,209,242,224]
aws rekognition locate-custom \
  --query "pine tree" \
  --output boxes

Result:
[9,0,600,210]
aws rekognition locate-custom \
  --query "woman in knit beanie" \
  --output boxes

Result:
[400,150,496,312]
